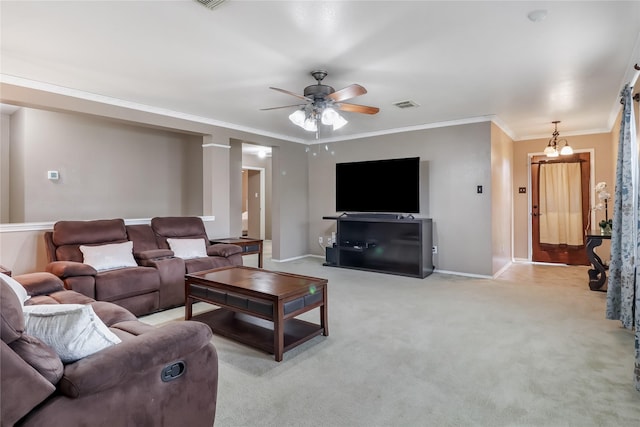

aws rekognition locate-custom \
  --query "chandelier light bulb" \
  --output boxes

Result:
[560,143,573,155]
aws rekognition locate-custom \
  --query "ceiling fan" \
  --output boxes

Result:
[261,70,379,133]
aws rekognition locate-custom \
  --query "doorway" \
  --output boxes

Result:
[242,166,266,240]
[529,152,591,265]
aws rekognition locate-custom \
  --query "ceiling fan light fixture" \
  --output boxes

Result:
[289,109,306,127]
[267,70,377,135]
[303,117,317,132]
[331,114,348,130]
[321,107,338,125]
[321,107,348,130]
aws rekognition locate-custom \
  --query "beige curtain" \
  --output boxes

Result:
[539,162,583,245]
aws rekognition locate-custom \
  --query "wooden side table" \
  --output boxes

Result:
[210,237,263,268]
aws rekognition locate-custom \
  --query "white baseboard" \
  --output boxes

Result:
[272,254,321,263]
[433,269,492,279]
[492,261,513,279]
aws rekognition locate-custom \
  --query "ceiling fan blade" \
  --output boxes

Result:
[326,84,367,102]
[336,103,380,115]
[269,87,311,102]
[260,104,307,111]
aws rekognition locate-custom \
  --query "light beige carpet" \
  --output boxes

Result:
[141,252,640,427]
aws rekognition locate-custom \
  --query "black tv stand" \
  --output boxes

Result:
[322,216,433,278]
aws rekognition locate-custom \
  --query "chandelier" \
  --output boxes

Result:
[543,121,573,157]
[288,102,348,133]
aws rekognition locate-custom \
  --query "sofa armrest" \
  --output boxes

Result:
[46,261,97,278]
[13,272,65,297]
[207,243,243,257]
[58,321,215,398]
[134,249,174,261]
[1,341,56,426]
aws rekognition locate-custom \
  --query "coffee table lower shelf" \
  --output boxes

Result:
[193,308,325,356]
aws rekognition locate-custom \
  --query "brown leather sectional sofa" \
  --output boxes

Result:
[1,272,218,427]
[44,216,243,316]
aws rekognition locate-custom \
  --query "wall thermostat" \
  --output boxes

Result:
[47,170,59,180]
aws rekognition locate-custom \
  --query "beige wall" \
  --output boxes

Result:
[512,132,614,261]
[490,123,514,275]
[1,114,10,221]
[307,122,498,277]
[7,108,203,222]
[272,143,309,260]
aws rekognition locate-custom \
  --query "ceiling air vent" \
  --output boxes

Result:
[195,0,226,10]
[392,100,420,109]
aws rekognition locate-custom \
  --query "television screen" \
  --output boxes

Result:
[335,157,420,213]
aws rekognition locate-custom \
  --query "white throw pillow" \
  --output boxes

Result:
[80,241,137,271]
[167,238,207,259]
[0,273,31,305]
[22,304,121,363]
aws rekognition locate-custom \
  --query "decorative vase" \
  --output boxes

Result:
[600,224,612,235]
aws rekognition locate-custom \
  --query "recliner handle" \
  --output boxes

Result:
[161,361,186,382]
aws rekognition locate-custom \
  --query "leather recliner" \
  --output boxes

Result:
[0,273,218,427]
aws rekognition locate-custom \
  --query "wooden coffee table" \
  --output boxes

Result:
[185,266,328,361]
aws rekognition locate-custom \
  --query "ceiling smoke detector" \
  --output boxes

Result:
[393,100,420,109]
[195,0,226,10]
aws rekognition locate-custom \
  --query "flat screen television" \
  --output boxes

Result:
[335,157,420,214]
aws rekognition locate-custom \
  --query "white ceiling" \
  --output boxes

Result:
[1,1,639,144]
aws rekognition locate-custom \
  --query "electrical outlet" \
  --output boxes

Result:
[432,246,438,254]
[319,236,323,244]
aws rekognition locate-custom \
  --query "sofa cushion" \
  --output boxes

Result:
[80,241,137,272]
[26,290,96,306]
[1,281,24,344]
[89,301,137,327]
[14,272,65,297]
[52,218,128,246]
[208,243,243,257]
[168,238,207,259]
[9,334,64,384]
[126,224,161,253]
[22,304,122,363]
[151,216,207,240]
[184,257,234,274]
[94,267,159,301]
[51,219,130,263]
[1,273,30,305]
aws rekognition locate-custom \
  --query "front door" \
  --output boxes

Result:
[530,152,590,265]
